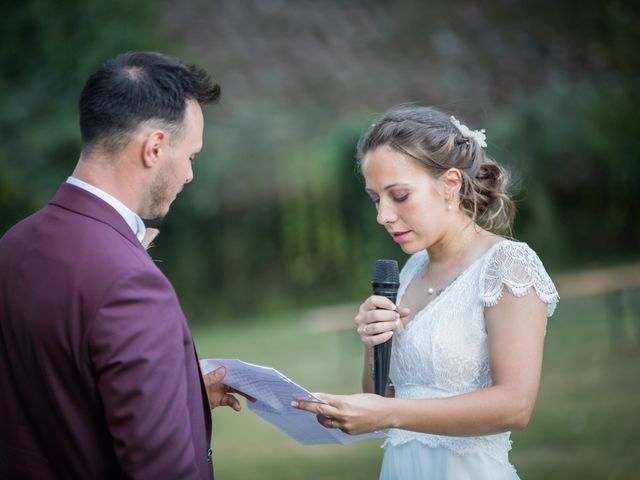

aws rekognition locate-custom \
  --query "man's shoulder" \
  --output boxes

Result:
[0,205,51,253]
[5,202,154,278]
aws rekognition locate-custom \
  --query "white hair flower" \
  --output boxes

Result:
[450,116,487,148]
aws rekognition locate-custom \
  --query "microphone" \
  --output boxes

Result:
[371,259,400,397]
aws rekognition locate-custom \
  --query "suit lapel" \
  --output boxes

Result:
[49,183,146,254]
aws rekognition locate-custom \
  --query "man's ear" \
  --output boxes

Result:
[441,168,463,201]
[141,130,167,168]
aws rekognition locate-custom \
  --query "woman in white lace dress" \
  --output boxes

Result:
[293,106,559,479]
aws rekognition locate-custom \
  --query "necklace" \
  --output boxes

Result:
[421,228,494,296]
[422,261,459,296]
[426,276,458,296]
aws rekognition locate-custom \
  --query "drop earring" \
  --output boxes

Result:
[447,203,453,211]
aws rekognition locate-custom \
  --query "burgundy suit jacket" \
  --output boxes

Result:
[0,183,213,479]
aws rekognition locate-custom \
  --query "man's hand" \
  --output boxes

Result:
[203,367,242,411]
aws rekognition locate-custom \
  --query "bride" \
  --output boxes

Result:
[293,106,559,479]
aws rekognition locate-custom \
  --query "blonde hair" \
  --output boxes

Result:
[356,106,515,234]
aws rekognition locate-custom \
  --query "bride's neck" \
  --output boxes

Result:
[427,220,486,266]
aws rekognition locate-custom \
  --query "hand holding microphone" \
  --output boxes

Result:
[355,260,411,396]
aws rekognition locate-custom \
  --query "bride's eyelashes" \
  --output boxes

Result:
[366,191,409,204]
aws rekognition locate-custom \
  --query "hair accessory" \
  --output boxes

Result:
[450,116,487,148]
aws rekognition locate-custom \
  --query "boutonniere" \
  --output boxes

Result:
[141,228,160,251]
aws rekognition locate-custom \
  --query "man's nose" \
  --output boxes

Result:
[185,163,194,184]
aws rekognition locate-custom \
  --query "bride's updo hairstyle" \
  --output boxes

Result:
[356,106,515,234]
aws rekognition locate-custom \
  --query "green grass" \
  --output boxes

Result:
[192,295,640,480]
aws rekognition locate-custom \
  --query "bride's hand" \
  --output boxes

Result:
[292,393,394,435]
[355,295,411,347]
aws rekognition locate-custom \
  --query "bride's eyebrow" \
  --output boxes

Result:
[383,182,411,190]
[365,182,411,194]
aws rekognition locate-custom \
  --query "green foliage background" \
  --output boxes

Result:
[1,0,639,319]
[0,0,158,223]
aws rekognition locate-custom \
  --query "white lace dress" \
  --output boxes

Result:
[379,240,559,480]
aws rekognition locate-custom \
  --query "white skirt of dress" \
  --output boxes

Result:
[379,441,520,480]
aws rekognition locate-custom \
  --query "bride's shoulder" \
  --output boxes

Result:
[479,239,559,316]
[482,239,541,265]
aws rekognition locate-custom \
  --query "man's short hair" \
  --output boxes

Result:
[79,51,220,155]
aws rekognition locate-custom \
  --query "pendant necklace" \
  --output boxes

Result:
[422,269,459,297]
[425,277,457,297]
[422,259,461,297]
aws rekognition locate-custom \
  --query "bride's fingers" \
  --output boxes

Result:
[291,398,341,420]
[369,295,397,311]
[360,320,397,336]
[366,330,394,347]
[360,295,396,313]
[317,414,341,429]
[368,309,398,323]
[356,309,397,329]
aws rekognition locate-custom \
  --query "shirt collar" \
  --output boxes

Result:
[66,177,146,243]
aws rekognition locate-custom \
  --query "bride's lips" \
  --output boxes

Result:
[390,230,411,243]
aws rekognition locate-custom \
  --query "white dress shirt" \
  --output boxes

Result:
[66,177,146,243]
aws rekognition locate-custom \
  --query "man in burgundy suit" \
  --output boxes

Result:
[0,52,241,479]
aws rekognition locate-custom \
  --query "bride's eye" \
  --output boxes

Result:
[393,194,409,203]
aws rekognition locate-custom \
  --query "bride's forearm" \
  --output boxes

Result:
[387,385,535,436]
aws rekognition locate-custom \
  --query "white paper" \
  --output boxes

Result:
[200,358,386,445]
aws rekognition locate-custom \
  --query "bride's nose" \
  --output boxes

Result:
[376,199,397,225]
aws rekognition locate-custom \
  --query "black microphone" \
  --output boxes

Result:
[371,259,400,397]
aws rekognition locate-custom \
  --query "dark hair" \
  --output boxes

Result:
[79,51,220,155]
[356,105,515,234]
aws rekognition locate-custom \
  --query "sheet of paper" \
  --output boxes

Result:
[200,358,386,445]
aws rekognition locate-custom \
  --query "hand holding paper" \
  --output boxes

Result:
[200,359,386,445]
[292,392,395,435]
[202,366,242,411]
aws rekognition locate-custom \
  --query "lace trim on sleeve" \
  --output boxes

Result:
[480,241,559,317]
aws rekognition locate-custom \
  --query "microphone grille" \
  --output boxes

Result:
[372,259,400,283]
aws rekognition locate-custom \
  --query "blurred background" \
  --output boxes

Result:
[1,1,639,478]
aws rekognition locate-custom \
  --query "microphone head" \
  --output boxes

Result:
[371,259,399,284]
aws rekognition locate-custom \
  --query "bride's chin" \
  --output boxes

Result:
[399,243,423,255]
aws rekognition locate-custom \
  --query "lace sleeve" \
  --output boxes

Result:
[480,241,559,317]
